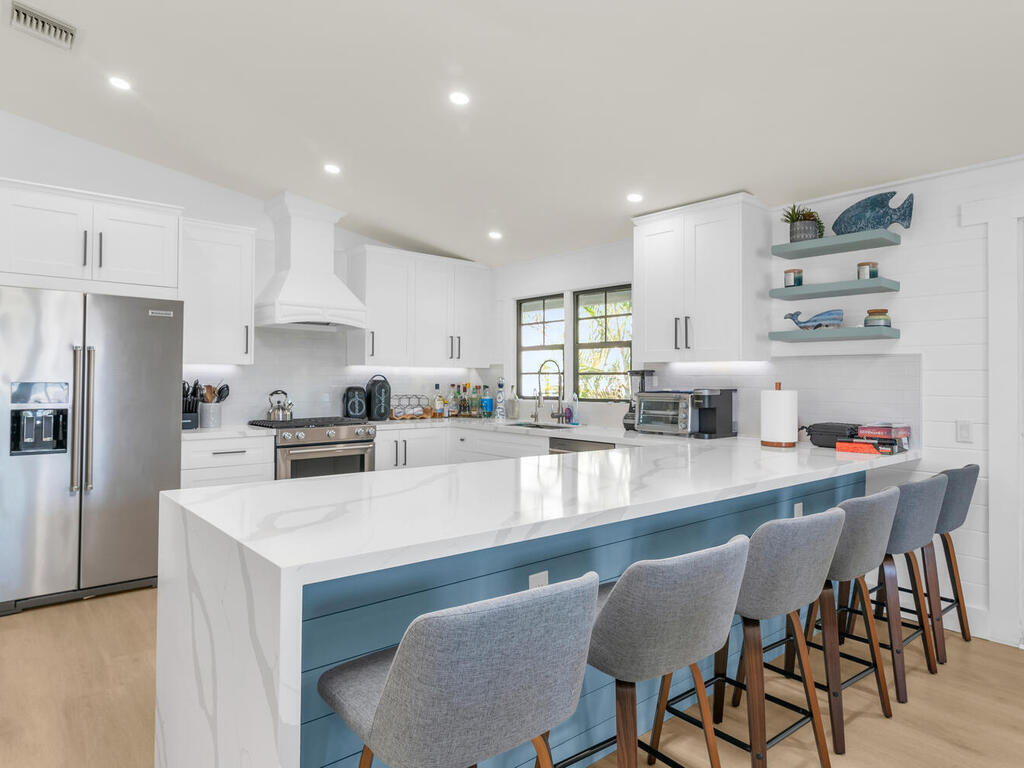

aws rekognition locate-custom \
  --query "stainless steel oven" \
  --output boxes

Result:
[248,418,376,479]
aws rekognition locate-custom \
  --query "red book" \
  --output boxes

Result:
[858,424,911,439]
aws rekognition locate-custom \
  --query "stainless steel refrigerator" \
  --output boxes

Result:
[0,287,182,613]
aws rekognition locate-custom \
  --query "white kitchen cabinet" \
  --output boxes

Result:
[451,261,493,367]
[632,193,770,364]
[448,428,547,463]
[92,202,179,287]
[180,220,255,365]
[374,427,449,470]
[0,187,93,279]
[413,258,456,366]
[347,246,416,366]
[180,433,275,488]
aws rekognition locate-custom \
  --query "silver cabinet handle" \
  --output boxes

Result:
[70,345,83,491]
[402,439,408,466]
[673,317,681,350]
[98,232,103,268]
[244,325,249,355]
[684,316,692,349]
[449,335,454,359]
[84,346,96,491]
[393,439,399,467]
[456,335,462,359]
[82,231,88,267]
[212,449,247,456]
[370,330,375,357]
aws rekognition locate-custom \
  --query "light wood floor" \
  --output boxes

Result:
[1,590,1022,767]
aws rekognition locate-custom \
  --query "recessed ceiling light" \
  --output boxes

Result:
[323,163,341,175]
[626,192,644,203]
[488,231,503,240]
[449,91,470,106]
[108,76,132,91]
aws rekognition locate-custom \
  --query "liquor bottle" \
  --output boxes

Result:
[481,385,493,418]
[459,385,469,415]
[448,384,459,416]
[495,377,506,422]
[434,383,445,417]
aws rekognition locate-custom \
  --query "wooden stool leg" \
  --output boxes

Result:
[921,541,948,664]
[842,580,858,639]
[691,663,723,768]
[615,680,638,768]
[874,564,887,621]
[358,746,373,768]
[532,732,550,768]
[713,638,730,722]
[804,600,819,642]
[856,576,892,718]
[742,618,767,768]
[789,611,832,768]
[647,674,671,766]
[783,614,798,676]
[836,581,850,646]
[905,550,938,674]
[941,532,972,641]
[818,582,845,754]
[881,554,908,703]
[532,734,555,768]
[730,637,746,709]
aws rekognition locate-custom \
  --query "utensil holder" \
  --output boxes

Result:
[198,402,222,429]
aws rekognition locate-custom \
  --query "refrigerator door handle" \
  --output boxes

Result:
[70,345,83,491]
[84,346,96,491]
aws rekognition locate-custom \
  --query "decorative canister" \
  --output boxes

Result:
[784,268,803,287]
[857,261,879,280]
[789,220,819,242]
[863,308,892,327]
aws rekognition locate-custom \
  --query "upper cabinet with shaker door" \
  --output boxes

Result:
[180,220,255,365]
[413,257,455,366]
[92,203,179,287]
[0,179,182,292]
[450,261,493,368]
[346,245,416,366]
[631,193,771,364]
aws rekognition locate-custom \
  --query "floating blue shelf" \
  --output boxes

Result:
[769,277,901,301]
[769,327,901,342]
[771,229,901,259]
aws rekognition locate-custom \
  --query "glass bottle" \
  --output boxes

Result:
[434,383,445,417]
[495,378,506,422]
[459,385,469,415]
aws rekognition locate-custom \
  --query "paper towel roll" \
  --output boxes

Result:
[761,383,798,448]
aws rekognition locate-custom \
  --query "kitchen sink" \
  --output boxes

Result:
[509,422,575,430]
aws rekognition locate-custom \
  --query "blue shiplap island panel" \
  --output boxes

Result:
[299,473,866,768]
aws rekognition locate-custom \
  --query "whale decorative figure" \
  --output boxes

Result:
[784,309,843,330]
[832,191,914,235]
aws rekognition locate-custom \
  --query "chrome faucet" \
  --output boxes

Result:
[534,359,565,424]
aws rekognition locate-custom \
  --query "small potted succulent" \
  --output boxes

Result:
[782,204,825,242]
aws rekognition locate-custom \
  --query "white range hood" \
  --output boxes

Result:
[254,192,367,329]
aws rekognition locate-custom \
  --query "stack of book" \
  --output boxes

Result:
[836,424,911,455]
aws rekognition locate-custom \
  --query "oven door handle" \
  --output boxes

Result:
[281,443,372,457]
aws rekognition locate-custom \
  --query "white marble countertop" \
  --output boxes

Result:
[369,417,688,446]
[162,437,920,586]
[180,425,273,441]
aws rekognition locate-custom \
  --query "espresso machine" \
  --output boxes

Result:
[622,369,655,431]
[689,388,738,439]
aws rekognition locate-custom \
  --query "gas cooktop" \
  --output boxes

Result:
[248,416,368,430]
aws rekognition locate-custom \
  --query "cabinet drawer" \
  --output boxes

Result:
[450,430,547,458]
[181,436,275,470]
[180,463,274,489]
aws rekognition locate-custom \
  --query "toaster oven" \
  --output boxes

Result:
[635,391,693,435]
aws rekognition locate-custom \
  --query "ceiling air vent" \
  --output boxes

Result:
[10,2,76,50]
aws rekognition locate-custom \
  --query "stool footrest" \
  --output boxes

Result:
[552,736,616,768]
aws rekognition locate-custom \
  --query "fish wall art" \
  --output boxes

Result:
[832,191,914,235]
[784,309,844,330]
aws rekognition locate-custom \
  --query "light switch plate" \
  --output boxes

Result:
[956,420,972,443]
[793,502,804,518]
[528,571,549,589]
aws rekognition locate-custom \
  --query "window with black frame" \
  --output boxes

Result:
[574,285,632,401]
[517,294,565,398]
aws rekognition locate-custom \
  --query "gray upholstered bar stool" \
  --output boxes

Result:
[573,537,751,768]
[931,465,981,649]
[658,510,845,768]
[317,572,598,768]
[872,474,948,703]
[789,488,899,755]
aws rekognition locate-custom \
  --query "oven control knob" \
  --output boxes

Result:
[296,431,306,441]
[356,427,366,436]
[281,432,293,441]
[367,426,376,437]
[326,429,337,438]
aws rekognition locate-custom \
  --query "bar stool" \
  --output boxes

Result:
[787,488,899,755]
[655,510,845,768]
[317,572,598,768]
[872,474,948,703]
[931,465,980,647]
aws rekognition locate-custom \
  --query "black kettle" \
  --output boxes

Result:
[365,374,391,421]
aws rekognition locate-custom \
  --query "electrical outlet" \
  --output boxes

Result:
[528,571,549,589]
[956,420,972,443]
[793,502,804,518]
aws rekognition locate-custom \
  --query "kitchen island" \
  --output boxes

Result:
[155,438,919,768]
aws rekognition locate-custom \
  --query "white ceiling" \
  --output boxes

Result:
[2,1,1023,264]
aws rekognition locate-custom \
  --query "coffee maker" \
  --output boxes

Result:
[622,369,655,431]
[689,388,738,439]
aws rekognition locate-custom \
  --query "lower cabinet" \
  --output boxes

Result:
[449,428,548,463]
[180,433,275,488]
[374,427,449,471]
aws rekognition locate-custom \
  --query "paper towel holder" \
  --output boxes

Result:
[761,381,798,448]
